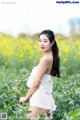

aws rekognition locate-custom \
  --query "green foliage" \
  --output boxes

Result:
[0,33,80,119]
[52,66,80,120]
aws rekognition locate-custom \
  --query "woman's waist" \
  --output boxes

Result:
[38,85,53,94]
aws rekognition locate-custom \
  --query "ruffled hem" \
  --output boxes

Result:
[30,102,56,113]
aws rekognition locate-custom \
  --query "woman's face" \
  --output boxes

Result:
[38,34,52,52]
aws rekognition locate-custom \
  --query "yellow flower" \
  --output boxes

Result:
[77,51,80,55]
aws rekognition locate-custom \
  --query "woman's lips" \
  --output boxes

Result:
[40,47,45,49]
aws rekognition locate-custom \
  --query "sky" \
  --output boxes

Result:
[0,0,80,36]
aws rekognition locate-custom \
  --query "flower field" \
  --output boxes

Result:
[0,33,80,120]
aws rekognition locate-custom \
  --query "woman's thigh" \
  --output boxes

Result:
[28,106,50,115]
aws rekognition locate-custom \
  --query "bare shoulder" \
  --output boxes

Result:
[40,55,53,64]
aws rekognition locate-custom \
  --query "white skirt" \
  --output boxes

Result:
[29,88,57,113]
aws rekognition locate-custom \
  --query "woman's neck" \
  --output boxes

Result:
[43,50,53,56]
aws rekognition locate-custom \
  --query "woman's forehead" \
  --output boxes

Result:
[39,34,48,39]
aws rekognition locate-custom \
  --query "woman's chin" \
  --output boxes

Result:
[40,49,46,52]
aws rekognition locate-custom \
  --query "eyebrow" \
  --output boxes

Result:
[39,39,48,40]
[43,39,48,40]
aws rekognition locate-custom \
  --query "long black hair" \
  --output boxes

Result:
[39,30,60,78]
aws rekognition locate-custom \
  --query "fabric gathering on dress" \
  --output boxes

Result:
[27,65,57,113]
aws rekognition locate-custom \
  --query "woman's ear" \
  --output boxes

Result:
[51,41,55,46]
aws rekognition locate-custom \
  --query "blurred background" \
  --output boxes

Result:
[0,0,80,120]
[0,0,80,36]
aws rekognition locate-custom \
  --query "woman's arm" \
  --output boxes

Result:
[19,57,49,103]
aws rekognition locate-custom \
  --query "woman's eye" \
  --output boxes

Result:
[39,40,41,42]
[44,41,47,42]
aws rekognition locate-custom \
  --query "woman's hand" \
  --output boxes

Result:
[18,96,29,104]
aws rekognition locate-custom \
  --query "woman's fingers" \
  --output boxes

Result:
[18,98,22,104]
[18,97,29,104]
[18,97,25,104]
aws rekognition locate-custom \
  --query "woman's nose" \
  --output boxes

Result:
[40,42,44,46]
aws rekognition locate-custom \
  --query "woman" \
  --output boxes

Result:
[19,30,60,119]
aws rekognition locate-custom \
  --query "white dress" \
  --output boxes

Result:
[27,66,57,113]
